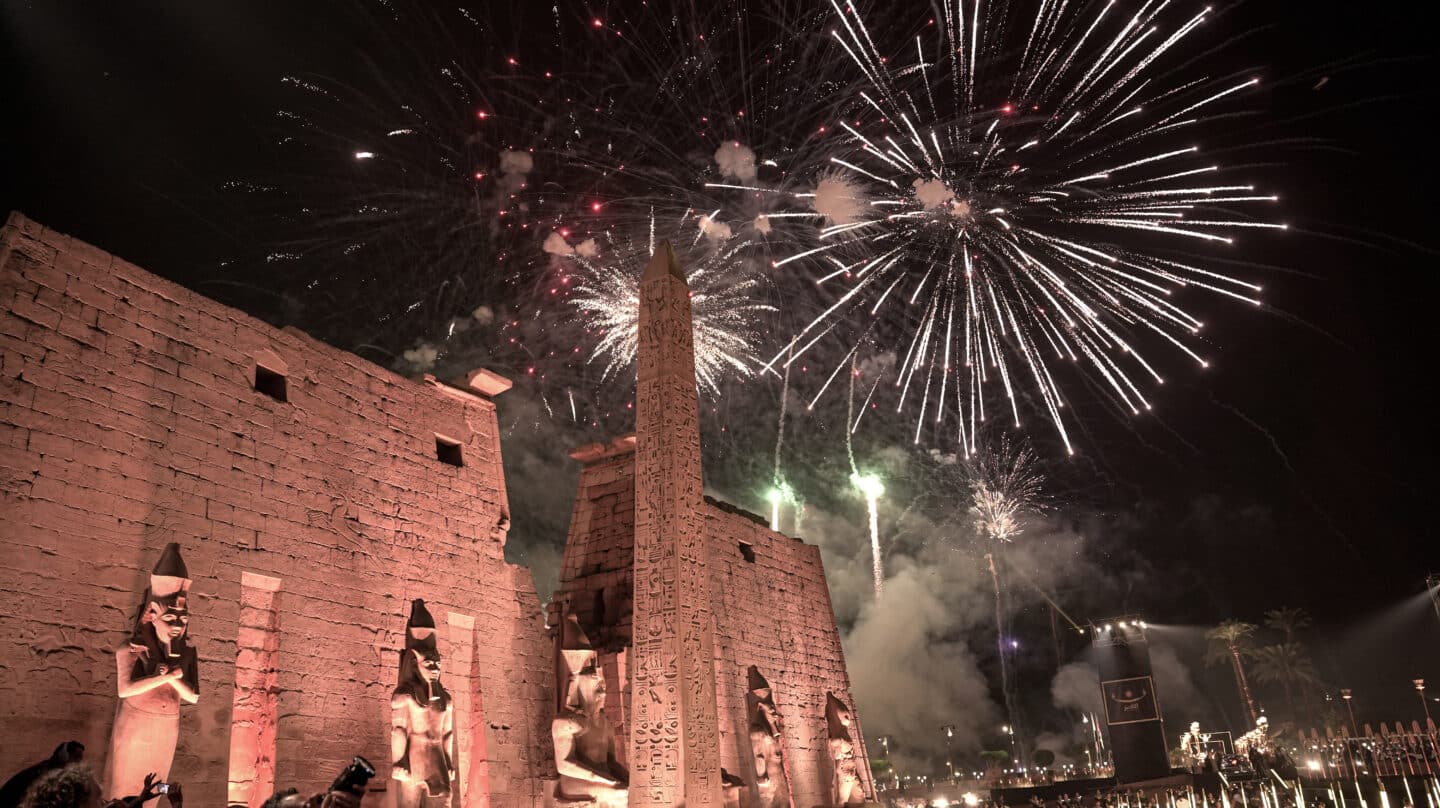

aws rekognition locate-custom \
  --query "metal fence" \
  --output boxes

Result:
[1290,724,1440,780]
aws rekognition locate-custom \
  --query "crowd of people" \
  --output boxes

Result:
[1029,785,1313,808]
[0,741,369,808]
[897,784,1335,808]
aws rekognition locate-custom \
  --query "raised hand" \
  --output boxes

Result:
[139,773,161,802]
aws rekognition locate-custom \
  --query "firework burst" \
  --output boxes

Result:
[966,437,1045,543]
[564,223,777,395]
[765,0,1283,454]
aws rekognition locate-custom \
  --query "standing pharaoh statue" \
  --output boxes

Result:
[825,693,867,806]
[391,599,456,808]
[551,611,627,807]
[746,667,792,808]
[105,542,200,798]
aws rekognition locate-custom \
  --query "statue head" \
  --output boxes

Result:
[396,599,449,708]
[748,666,773,700]
[147,594,191,643]
[826,692,855,738]
[413,649,442,683]
[1190,722,1200,734]
[574,665,606,712]
[747,666,781,737]
[129,543,192,650]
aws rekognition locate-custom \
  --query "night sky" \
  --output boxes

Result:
[4,0,1438,756]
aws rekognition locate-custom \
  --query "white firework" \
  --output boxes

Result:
[568,236,775,395]
[759,0,1282,454]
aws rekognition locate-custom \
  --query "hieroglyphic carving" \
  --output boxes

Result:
[629,243,722,808]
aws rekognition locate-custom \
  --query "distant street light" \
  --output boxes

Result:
[1416,679,1432,728]
[1341,688,1357,735]
[942,724,956,781]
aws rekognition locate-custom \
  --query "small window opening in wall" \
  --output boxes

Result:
[739,542,756,563]
[435,435,465,467]
[254,365,287,402]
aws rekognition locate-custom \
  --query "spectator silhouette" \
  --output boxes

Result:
[0,742,84,808]
[15,765,100,808]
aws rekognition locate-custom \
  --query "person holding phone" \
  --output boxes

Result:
[18,767,179,808]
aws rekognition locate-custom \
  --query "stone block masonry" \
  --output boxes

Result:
[550,442,875,808]
[0,213,554,808]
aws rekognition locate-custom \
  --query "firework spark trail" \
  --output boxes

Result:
[764,0,1282,455]
[969,435,1045,769]
[775,342,792,484]
[851,471,886,596]
[987,551,1019,759]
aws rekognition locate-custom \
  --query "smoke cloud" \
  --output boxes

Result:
[401,342,439,372]
[913,178,955,209]
[543,231,575,256]
[844,562,1000,772]
[714,141,758,183]
[753,436,1198,773]
[813,175,865,225]
[544,231,601,258]
[498,149,533,195]
[699,213,733,242]
[1052,658,1103,716]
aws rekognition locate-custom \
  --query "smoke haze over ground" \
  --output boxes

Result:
[495,392,1224,770]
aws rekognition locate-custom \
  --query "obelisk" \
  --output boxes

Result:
[628,243,723,808]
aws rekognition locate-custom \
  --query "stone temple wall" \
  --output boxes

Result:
[550,438,875,808]
[0,213,554,808]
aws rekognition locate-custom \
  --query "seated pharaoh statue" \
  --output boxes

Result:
[552,612,628,808]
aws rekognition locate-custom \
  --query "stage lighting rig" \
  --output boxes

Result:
[1086,616,1148,647]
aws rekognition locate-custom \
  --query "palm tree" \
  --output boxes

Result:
[1252,642,1322,719]
[1263,607,1319,715]
[1264,607,1312,644]
[1207,620,1260,723]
